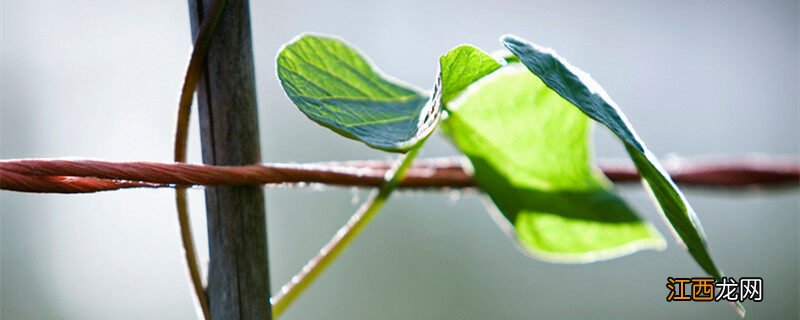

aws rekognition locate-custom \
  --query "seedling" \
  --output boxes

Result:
[267,33,742,316]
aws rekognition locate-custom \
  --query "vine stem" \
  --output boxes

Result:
[270,145,424,318]
[173,0,227,319]
[1,156,798,193]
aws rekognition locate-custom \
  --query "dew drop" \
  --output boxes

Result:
[448,190,462,204]
[350,187,360,205]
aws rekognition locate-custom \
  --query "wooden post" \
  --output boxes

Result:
[187,1,272,319]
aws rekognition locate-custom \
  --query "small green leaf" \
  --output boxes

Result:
[277,35,502,152]
[439,45,502,103]
[501,35,742,314]
[442,65,665,262]
[277,33,441,152]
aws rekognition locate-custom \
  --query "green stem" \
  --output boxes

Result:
[270,144,424,318]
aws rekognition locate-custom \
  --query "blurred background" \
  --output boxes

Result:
[2,0,798,319]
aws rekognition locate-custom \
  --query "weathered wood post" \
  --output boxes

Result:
[187,1,272,319]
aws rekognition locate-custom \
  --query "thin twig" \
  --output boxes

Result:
[1,157,797,193]
[173,0,227,319]
[175,0,227,164]
[271,145,423,318]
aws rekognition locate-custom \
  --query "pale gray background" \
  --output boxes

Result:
[2,0,798,319]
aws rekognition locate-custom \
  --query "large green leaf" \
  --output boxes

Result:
[501,35,742,313]
[277,33,440,152]
[442,65,665,262]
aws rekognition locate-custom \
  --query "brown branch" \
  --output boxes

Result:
[174,0,227,319]
[1,157,797,194]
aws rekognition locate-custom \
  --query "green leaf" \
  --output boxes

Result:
[277,34,503,152]
[442,65,665,262]
[439,45,502,103]
[501,35,743,315]
[277,33,441,152]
